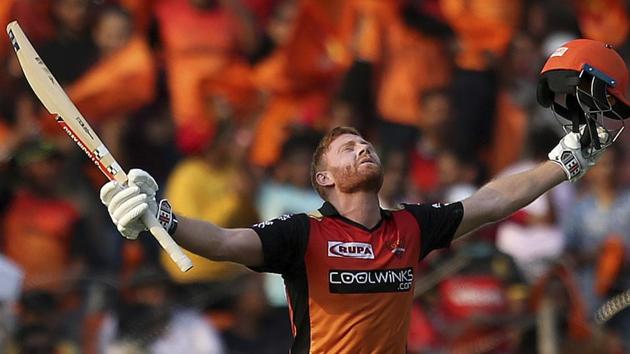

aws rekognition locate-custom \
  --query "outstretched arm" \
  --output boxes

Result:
[100,169,265,268]
[454,129,608,239]
[173,216,263,267]
[454,161,565,239]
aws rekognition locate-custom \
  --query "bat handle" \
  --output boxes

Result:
[142,213,193,272]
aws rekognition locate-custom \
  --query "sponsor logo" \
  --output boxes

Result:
[56,118,102,170]
[33,57,56,85]
[157,200,173,228]
[328,241,374,259]
[329,268,413,293]
[8,29,19,51]
[551,47,568,57]
[75,116,94,140]
[561,151,580,178]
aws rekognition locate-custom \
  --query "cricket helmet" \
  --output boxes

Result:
[537,39,629,149]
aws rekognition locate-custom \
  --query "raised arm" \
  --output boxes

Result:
[454,130,608,239]
[454,161,565,239]
[99,169,264,269]
[173,216,263,266]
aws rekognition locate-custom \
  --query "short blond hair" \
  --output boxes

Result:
[310,126,361,199]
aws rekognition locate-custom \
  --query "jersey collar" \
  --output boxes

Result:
[318,201,391,232]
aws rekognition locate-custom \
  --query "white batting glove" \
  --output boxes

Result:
[100,169,158,240]
[549,127,609,182]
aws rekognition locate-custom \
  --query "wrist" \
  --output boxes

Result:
[157,199,178,236]
[546,160,572,182]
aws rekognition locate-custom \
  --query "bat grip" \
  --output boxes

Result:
[142,213,193,272]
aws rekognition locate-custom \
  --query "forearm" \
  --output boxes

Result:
[172,216,263,266]
[456,161,566,238]
[481,161,566,220]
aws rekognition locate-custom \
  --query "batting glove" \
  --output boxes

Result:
[548,127,609,182]
[100,169,176,240]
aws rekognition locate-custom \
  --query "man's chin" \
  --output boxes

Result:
[338,169,384,194]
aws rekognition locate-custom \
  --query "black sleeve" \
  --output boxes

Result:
[247,213,310,275]
[402,202,464,259]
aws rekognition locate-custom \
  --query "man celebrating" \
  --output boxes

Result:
[101,39,628,353]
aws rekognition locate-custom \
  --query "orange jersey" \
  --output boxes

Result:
[2,191,80,291]
[68,36,156,123]
[440,0,522,70]
[575,0,629,46]
[250,201,463,353]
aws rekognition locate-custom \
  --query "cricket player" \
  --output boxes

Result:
[101,39,628,353]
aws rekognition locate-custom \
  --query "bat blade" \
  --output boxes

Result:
[7,21,123,182]
[7,21,192,272]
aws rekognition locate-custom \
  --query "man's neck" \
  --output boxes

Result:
[328,192,382,229]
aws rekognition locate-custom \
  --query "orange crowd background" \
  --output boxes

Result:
[0,0,629,353]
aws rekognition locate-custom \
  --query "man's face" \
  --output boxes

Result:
[324,134,383,193]
[54,0,89,33]
[94,12,132,57]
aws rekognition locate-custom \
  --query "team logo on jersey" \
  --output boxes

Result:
[328,241,374,259]
[388,239,405,256]
[252,214,292,229]
[329,267,414,293]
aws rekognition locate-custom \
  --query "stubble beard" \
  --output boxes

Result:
[333,163,384,194]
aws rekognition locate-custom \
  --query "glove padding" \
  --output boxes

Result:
[100,169,158,239]
[549,127,609,182]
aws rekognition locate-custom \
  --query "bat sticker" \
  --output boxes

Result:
[8,29,19,51]
[106,163,121,176]
[93,145,110,160]
[75,116,94,140]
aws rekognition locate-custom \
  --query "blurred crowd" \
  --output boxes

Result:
[0,0,629,353]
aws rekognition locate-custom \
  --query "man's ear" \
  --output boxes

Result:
[315,171,334,188]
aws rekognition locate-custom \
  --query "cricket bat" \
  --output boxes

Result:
[6,21,193,272]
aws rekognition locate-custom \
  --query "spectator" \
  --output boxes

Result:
[155,0,258,154]
[0,255,23,350]
[1,139,85,293]
[489,34,539,174]
[39,0,98,85]
[378,149,409,209]
[162,121,257,293]
[99,265,225,353]
[256,129,323,221]
[68,5,156,159]
[563,144,630,350]
[496,127,573,283]
[574,0,628,47]
[408,88,453,201]
[256,128,322,307]
[435,149,481,203]
[344,1,452,152]
[1,0,629,351]
[11,323,79,354]
[410,241,527,353]
[221,274,292,354]
[249,0,348,167]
